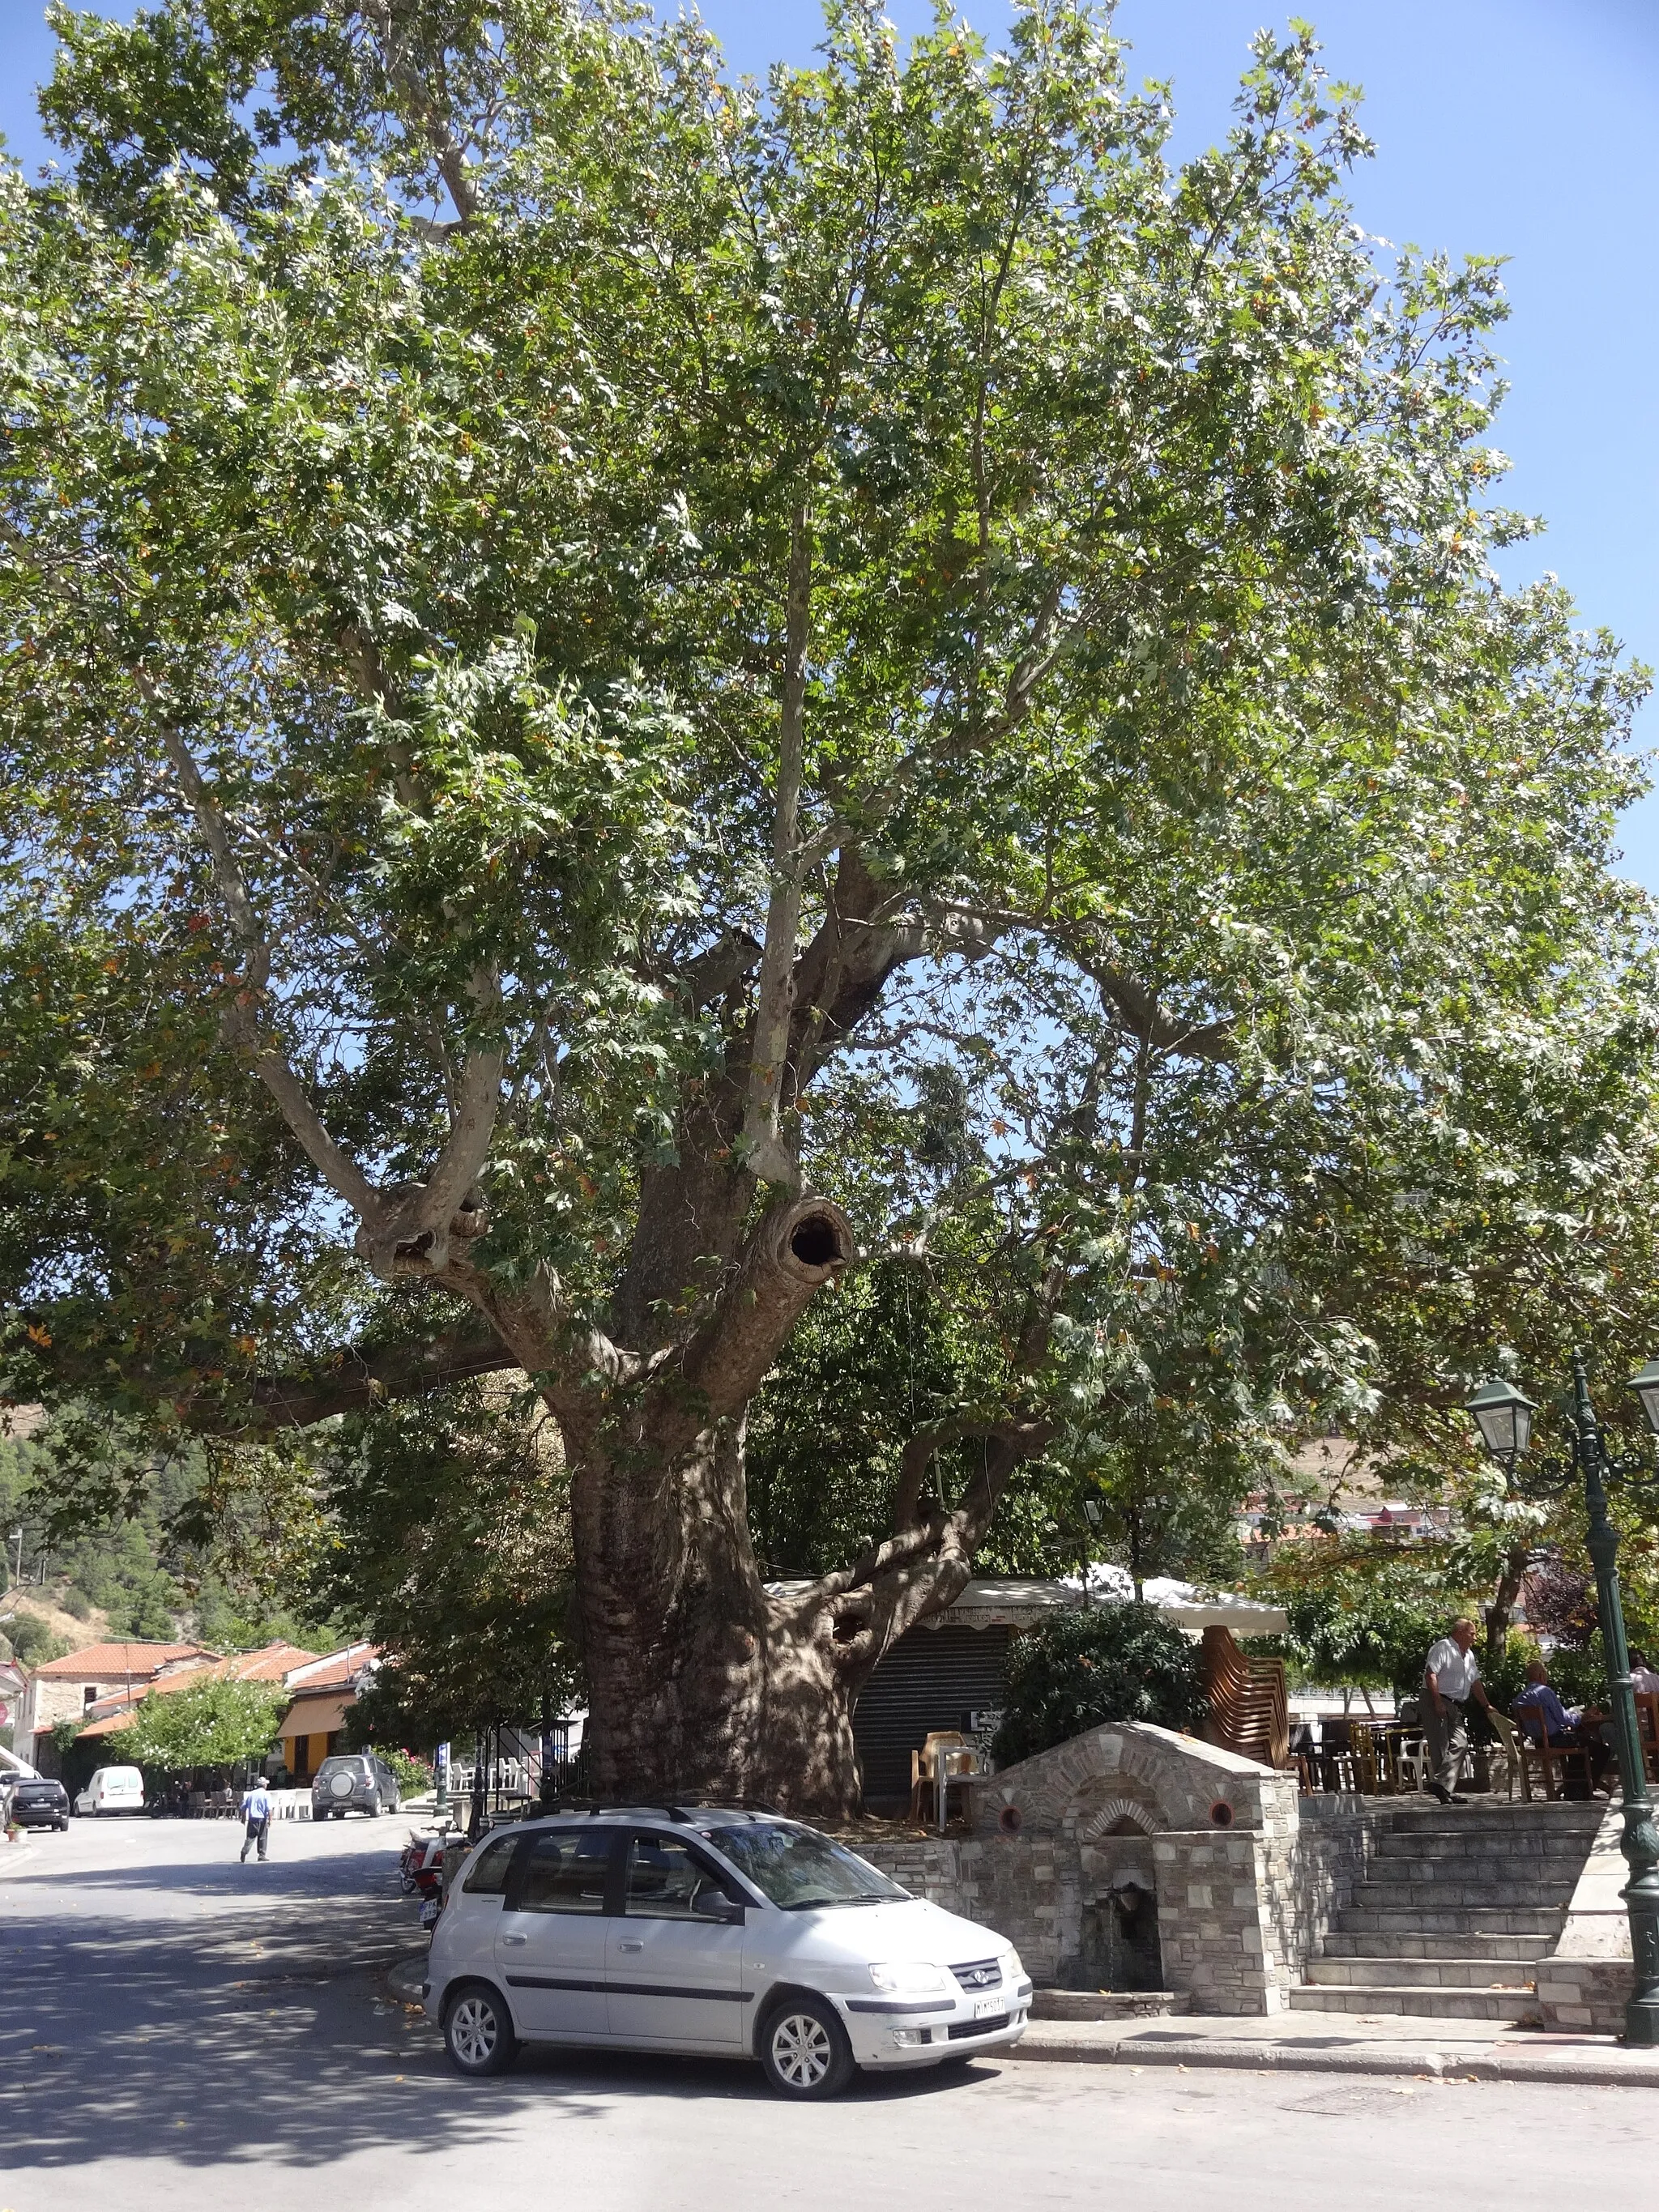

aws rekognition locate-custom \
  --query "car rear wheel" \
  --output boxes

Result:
[758,1995,855,2099]
[443,1984,518,2078]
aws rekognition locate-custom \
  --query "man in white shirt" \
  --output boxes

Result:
[1422,1619,1494,1805]
[239,1779,273,1863]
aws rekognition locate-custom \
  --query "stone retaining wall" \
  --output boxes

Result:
[858,1721,1391,2015]
[1537,1801,1636,2033]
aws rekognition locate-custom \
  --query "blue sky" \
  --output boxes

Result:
[2,0,1656,880]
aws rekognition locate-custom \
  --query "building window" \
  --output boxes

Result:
[83,1686,98,1709]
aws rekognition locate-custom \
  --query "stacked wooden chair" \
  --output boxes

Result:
[1201,1626,1292,1773]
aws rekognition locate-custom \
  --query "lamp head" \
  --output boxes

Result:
[1465,1376,1537,1470]
[1628,1359,1659,1441]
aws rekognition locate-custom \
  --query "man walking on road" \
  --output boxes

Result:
[1423,1618,1494,1805]
[239,1779,272,1862]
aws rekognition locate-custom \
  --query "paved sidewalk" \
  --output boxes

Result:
[1006,2010,1659,2088]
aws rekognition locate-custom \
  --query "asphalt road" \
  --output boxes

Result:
[2,1813,1654,2212]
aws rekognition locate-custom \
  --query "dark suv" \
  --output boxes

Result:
[312,1752,401,1820]
[9,1775,70,1830]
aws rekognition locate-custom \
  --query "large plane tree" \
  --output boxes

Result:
[0,0,1647,1809]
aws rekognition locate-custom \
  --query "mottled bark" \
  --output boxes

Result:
[1485,1541,1533,1669]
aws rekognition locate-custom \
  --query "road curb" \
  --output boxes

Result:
[1001,2032,1659,2091]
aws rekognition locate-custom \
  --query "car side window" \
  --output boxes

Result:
[624,1834,737,1921]
[514,1831,612,1915]
[461,1834,522,1896]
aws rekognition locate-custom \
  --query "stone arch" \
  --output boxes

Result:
[1076,1793,1155,1841]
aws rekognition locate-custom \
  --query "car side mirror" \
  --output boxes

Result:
[694,1881,746,1924]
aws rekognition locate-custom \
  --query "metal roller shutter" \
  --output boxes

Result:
[851,1625,1012,1806]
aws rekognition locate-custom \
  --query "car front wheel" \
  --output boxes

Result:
[444,1984,518,2078]
[758,1995,855,2099]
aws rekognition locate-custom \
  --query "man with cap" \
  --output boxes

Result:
[239,1777,273,1862]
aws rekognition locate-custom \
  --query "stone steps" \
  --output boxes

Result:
[1305,1954,1539,1990]
[1334,1904,1565,1937]
[1372,1840,1593,1870]
[1319,1929,1553,1962]
[1343,1877,1572,1909]
[1384,1804,1602,1828]
[1287,1984,1539,2022]
[1290,1801,1596,2027]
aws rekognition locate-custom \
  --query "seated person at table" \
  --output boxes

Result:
[1513,1661,1614,1792]
[1629,1650,1659,1697]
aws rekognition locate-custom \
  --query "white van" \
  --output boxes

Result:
[75,1765,145,1817]
[425,1807,1030,2096]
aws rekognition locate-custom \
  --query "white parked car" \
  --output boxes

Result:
[422,1807,1031,2097]
[75,1765,145,1817]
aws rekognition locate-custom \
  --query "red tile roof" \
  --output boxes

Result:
[80,1643,322,1724]
[30,1641,214,1681]
[283,1643,378,1693]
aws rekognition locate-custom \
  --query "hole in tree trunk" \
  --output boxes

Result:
[790,1213,847,1269]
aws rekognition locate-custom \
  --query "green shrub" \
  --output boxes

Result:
[990,1604,1204,1770]
[378,1747,433,1794]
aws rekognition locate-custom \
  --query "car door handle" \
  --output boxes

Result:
[501,1933,527,1946]
[617,1940,644,1953]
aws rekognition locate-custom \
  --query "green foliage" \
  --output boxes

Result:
[7,1613,71,1668]
[991,1603,1204,1767]
[121,1673,285,1771]
[0,1419,345,1651]
[49,1715,85,1754]
[1252,1550,1459,1699]
[748,1256,1039,1574]
[314,1380,581,1739]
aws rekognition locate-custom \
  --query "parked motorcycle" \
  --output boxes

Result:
[399,1822,463,1929]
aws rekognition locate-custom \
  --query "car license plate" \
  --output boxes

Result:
[973,1995,1000,2019]
[420,1898,441,1929]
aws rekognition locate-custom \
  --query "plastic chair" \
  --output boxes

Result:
[1486,1711,1523,1801]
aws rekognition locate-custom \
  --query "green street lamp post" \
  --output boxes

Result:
[1465,1355,1659,2047]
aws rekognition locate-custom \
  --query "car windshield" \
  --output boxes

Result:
[317,1758,368,1777]
[705,1823,911,1912]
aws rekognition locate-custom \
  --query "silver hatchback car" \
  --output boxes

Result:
[422,1806,1032,2097]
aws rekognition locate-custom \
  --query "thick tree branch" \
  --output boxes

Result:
[198,1322,521,1434]
[408,971,505,1241]
[782,1416,1054,1672]
[787,847,928,1089]
[158,720,390,1230]
[670,1194,854,1432]
[1068,944,1235,1061]
[742,510,815,1187]
[674,931,762,1010]
[360,0,480,224]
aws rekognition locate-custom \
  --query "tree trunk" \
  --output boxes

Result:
[569,1419,868,1816]
[1485,1541,1531,1670]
